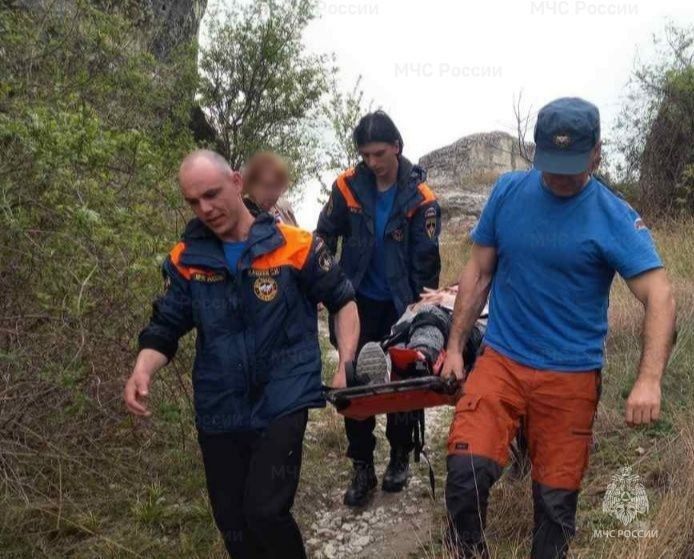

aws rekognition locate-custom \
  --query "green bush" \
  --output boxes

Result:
[0,5,205,554]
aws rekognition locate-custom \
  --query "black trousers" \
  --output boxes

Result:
[345,295,419,463]
[197,409,308,559]
[446,456,578,559]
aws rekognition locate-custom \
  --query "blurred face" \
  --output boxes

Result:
[358,141,400,180]
[542,143,602,196]
[542,171,590,193]
[179,161,245,238]
[248,168,288,211]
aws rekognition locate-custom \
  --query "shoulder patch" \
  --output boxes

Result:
[318,250,334,271]
[314,235,334,271]
[634,217,647,231]
[425,206,438,239]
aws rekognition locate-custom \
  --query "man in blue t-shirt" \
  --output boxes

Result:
[441,98,676,559]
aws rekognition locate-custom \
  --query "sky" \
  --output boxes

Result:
[205,0,694,228]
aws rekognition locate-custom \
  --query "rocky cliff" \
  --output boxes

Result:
[419,131,533,230]
[11,0,208,60]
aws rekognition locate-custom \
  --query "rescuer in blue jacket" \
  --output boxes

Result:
[124,150,359,559]
[317,111,442,507]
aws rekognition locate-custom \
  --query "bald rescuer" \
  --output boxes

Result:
[124,150,359,558]
[441,98,676,558]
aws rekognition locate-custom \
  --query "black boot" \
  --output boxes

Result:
[382,447,410,492]
[343,460,377,507]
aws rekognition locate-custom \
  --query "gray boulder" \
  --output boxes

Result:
[419,131,533,230]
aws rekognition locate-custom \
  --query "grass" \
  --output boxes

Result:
[1,220,693,558]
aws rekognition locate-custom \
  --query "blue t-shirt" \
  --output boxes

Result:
[358,185,397,301]
[223,241,247,273]
[472,169,663,371]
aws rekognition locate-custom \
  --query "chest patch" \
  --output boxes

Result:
[191,271,225,283]
[248,267,280,277]
[391,228,404,242]
[254,276,278,302]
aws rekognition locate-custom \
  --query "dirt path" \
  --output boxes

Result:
[305,406,452,559]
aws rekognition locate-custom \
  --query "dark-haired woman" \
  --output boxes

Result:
[317,110,442,507]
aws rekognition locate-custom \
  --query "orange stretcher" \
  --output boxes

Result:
[324,347,459,420]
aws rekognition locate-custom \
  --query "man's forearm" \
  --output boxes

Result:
[447,262,492,355]
[334,301,359,365]
[637,288,676,382]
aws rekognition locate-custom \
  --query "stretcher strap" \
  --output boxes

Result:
[413,409,436,499]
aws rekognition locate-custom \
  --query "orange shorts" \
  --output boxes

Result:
[447,346,600,490]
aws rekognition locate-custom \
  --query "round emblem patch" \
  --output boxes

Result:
[253,276,278,302]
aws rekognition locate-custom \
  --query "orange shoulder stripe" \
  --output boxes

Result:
[406,182,438,218]
[168,241,214,280]
[169,241,192,280]
[417,182,437,203]
[252,224,313,270]
[336,168,361,210]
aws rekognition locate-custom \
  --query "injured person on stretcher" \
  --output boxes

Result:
[350,284,486,387]
[327,284,530,485]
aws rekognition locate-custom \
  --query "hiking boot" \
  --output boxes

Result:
[355,341,390,385]
[343,460,377,507]
[382,447,411,492]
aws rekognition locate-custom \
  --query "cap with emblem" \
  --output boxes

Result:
[533,97,600,174]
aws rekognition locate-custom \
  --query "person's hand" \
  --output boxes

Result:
[625,376,662,427]
[419,287,445,306]
[441,351,465,382]
[124,368,153,417]
[331,362,347,389]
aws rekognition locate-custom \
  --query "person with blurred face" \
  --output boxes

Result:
[317,111,442,507]
[442,98,676,558]
[242,151,299,226]
[124,150,359,558]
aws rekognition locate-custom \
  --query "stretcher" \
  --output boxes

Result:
[324,347,459,420]
[324,346,460,497]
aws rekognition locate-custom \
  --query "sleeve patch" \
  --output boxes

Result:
[319,250,334,271]
[425,206,438,239]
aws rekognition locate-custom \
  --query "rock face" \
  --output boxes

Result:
[145,0,208,60]
[419,131,533,230]
[11,0,208,60]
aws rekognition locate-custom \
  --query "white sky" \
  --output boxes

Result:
[207,0,694,228]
